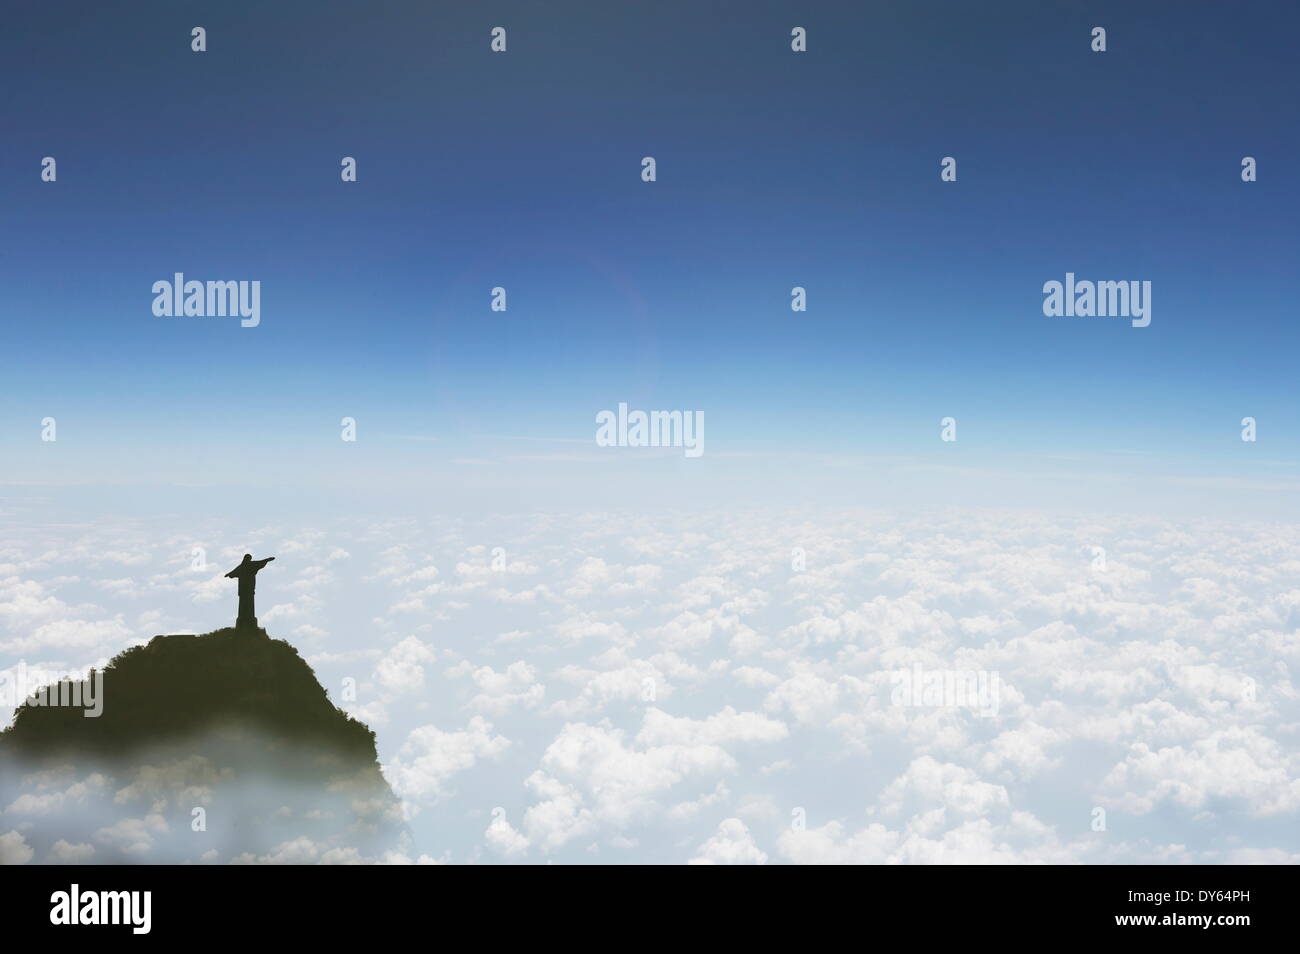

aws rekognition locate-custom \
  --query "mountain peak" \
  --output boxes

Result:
[2,627,376,766]
[0,627,409,864]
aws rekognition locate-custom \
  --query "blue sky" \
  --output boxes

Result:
[1,0,1297,518]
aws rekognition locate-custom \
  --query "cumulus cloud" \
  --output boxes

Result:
[48,839,95,863]
[689,818,767,864]
[0,830,34,865]
[384,717,510,812]
[484,811,529,859]
[4,507,1298,863]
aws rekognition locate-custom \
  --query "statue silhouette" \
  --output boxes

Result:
[225,554,276,629]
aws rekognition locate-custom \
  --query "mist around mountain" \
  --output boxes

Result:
[0,627,420,864]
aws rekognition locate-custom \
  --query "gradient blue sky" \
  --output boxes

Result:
[2,0,1297,518]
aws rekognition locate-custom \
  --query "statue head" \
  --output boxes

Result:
[242,553,252,561]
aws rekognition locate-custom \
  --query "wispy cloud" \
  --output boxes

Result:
[480,435,592,445]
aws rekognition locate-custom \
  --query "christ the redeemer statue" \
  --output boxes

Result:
[225,554,275,629]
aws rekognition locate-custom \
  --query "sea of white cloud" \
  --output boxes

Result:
[1,507,1298,864]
